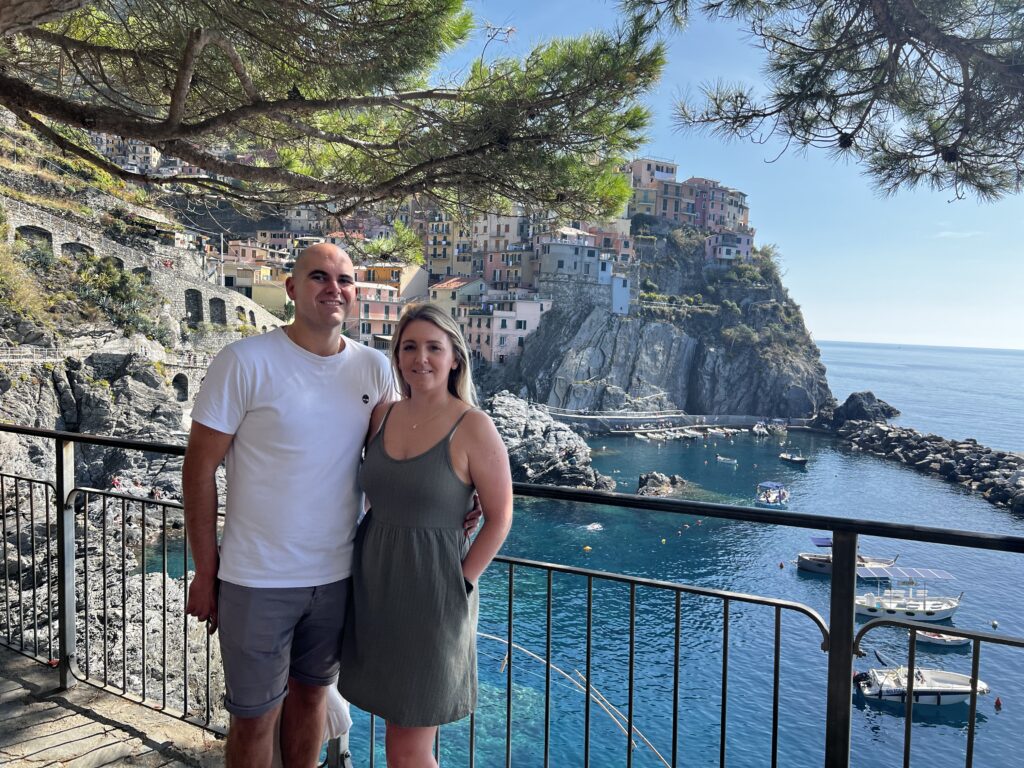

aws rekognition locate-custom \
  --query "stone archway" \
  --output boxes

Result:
[248,310,256,325]
[14,226,55,268]
[236,305,246,324]
[132,266,151,284]
[185,289,204,326]
[261,326,267,333]
[62,242,94,260]
[171,373,189,402]
[209,297,227,325]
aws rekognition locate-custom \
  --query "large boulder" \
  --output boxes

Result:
[484,391,615,490]
[637,471,687,497]
[831,391,900,426]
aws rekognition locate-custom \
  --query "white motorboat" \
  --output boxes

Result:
[795,536,898,575]
[913,630,971,647]
[716,454,738,465]
[755,481,789,508]
[855,566,962,622]
[855,653,989,706]
[778,450,808,465]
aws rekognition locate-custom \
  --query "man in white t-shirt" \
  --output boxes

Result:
[183,244,393,767]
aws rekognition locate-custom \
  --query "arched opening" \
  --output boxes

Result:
[236,306,247,324]
[62,242,94,260]
[261,326,267,333]
[132,266,151,284]
[209,297,227,325]
[171,373,189,402]
[110,257,125,272]
[248,310,256,325]
[14,226,55,270]
[185,289,204,326]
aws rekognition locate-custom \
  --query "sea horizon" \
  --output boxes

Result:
[817,338,1024,354]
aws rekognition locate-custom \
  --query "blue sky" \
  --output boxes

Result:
[452,0,1024,351]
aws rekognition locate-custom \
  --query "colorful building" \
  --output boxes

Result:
[347,281,402,344]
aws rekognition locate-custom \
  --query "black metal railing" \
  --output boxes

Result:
[2,423,1023,768]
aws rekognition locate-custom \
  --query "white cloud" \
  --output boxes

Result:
[934,230,984,239]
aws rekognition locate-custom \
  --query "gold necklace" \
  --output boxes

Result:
[408,402,448,430]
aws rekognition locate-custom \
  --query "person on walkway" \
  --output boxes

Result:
[182,243,394,768]
[339,303,513,768]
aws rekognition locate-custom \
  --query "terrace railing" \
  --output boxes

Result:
[1,423,1023,768]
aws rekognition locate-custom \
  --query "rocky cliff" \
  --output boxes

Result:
[484,230,832,418]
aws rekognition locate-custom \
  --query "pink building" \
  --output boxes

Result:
[686,178,750,233]
[347,281,402,345]
[461,294,552,364]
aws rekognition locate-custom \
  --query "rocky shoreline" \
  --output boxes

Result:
[484,391,615,490]
[836,420,1024,512]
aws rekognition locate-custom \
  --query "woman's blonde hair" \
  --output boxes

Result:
[391,302,477,405]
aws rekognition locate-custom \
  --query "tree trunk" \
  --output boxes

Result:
[1,0,86,37]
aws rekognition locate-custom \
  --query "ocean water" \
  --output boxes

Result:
[344,342,1024,767]
[819,340,1024,452]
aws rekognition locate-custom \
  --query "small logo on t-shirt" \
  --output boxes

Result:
[362,394,370,404]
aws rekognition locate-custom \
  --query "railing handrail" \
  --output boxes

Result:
[2,423,1022,555]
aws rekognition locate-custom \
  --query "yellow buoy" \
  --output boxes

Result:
[661,538,666,544]
[583,545,592,552]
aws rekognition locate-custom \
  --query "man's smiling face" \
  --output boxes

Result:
[286,244,356,334]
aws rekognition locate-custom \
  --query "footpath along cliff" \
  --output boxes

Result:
[484,227,832,418]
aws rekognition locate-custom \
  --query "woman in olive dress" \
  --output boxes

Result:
[339,303,513,768]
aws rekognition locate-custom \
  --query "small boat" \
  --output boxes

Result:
[795,536,897,575]
[855,651,989,706]
[778,449,808,465]
[752,422,769,437]
[716,454,738,465]
[914,630,971,647]
[855,566,962,622]
[755,481,789,508]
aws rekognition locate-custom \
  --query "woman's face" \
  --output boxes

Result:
[397,319,458,395]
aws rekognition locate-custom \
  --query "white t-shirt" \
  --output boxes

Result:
[191,328,393,588]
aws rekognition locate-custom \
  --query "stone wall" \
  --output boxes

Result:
[2,196,282,337]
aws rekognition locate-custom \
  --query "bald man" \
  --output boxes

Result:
[184,244,393,767]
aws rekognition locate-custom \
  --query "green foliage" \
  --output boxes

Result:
[630,213,660,234]
[72,251,173,345]
[359,221,424,266]
[721,323,759,347]
[640,277,659,292]
[626,0,1024,199]
[3,2,664,220]
[0,241,52,323]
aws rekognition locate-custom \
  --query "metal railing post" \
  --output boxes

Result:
[55,437,76,690]
[824,530,857,767]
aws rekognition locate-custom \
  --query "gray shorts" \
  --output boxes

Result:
[217,578,350,718]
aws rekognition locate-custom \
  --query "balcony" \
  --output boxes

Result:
[2,424,1022,767]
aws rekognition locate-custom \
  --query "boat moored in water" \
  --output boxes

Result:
[795,536,898,575]
[716,454,738,465]
[855,566,962,622]
[779,449,808,465]
[913,630,972,647]
[855,663,990,706]
[755,481,790,508]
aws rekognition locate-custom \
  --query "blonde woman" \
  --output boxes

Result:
[339,303,513,767]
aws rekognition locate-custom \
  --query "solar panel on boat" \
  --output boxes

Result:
[855,566,954,580]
